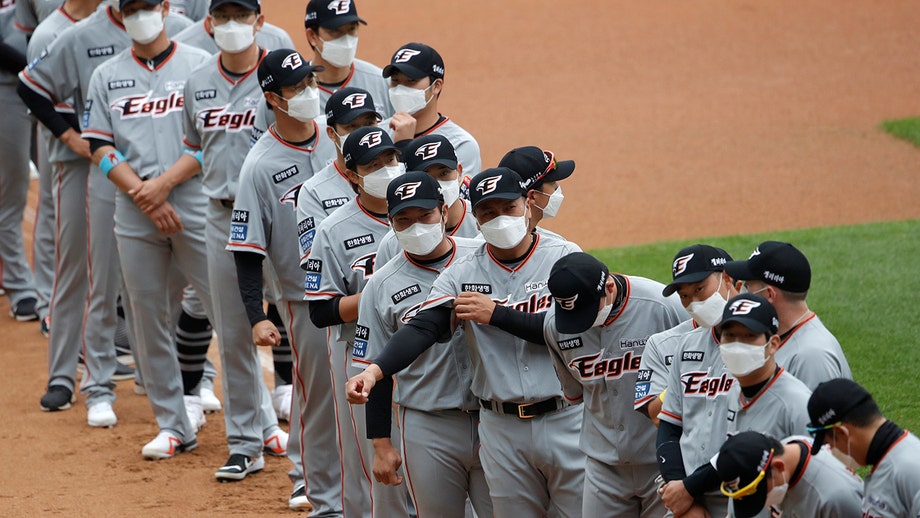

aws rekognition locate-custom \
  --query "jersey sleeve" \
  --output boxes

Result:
[303,224,349,300]
[658,349,685,426]
[19,33,77,105]
[635,333,669,409]
[81,66,113,143]
[542,311,584,402]
[181,79,202,150]
[250,102,270,147]
[14,0,38,34]
[295,186,322,265]
[374,230,400,268]
[422,264,459,310]
[225,160,269,256]
[352,276,395,368]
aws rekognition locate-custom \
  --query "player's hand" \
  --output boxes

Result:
[130,177,171,214]
[675,502,711,518]
[660,480,694,517]
[60,128,91,159]
[454,291,496,324]
[252,320,281,346]
[148,201,184,234]
[389,112,417,142]
[371,439,404,486]
[346,365,382,404]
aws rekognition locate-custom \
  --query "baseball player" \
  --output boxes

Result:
[250,0,392,144]
[654,244,740,518]
[18,0,193,414]
[82,0,213,458]
[226,48,341,509]
[633,320,696,426]
[1,1,40,322]
[713,431,863,518]
[453,251,686,516]
[351,171,489,518]
[305,125,411,517]
[173,4,292,54]
[374,134,480,266]
[347,168,588,517]
[725,241,852,390]
[497,145,575,239]
[807,378,920,518]
[176,0,290,480]
[382,42,481,195]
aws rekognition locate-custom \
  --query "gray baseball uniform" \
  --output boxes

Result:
[769,436,863,518]
[861,430,920,518]
[422,234,586,518]
[634,319,696,411]
[182,49,281,459]
[294,161,353,263]
[774,313,852,391]
[20,3,193,407]
[541,276,685,517]
[383,116,481,186]
[83,41,213,442]
[250,58,392,145]
[225,123,342,515]
[304,197,404,518]
[167,0,207,21]
[13,0,58,32]
[725,368,811,438]
[373,198,479,267]
[352,236,491,518]
[173,19,293,55]
[658,326,734,517]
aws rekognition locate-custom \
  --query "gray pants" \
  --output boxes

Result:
[32,125,55,320]
[583,458,664,517]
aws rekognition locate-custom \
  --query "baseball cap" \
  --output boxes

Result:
[305,0,366,29]
[258,49,322,93]
[383,43,445,81]
[713,431,778,518]
[806,378,873,454]
[404,135,457,172]
[498,146,575,191]
[386,171,443,218]
[548,253,610,335]
[662,244,733,296]
[209,0,259,12]
[469,168,526,210]
[325,87,379,128]
[343,126,398,170]
[120,0,162,9]
[724,241,811,293]
[718,293,779,336]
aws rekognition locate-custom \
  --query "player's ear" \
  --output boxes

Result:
[161,0,170,19]
[766,333,781,354]
[326,126,337,142]
[304,27,320,50]
[204,15,214,35]
[430,78,443,97]
[254,13,265,32]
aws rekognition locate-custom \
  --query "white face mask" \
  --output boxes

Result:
[536,186,564,218]
[395,221,443,256]
[686,277,726,327]
[212,20,256,54]
[278,86,321,123]
[124,8,164,45]
[361,163,405,199]
[479,215,528,249]
[719,341,768,376]
[319,34,358,68]
[764,471,788,508]
[438,178,461,208]
[333,129,349,153]
[592,300,614,328]
[389,84,433,115]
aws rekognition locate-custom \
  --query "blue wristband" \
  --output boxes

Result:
[99,149,126,177]
[183,148,203,166]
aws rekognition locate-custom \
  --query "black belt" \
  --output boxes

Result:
[479,397,566,419]
[213,198,235,209]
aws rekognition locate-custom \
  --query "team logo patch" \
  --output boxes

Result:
[665,355,674,365]
[280,184,302,209]
[568,352,642,380]
[749,247,761,259]
[672,253,694,276]
[281,52,303,70]
[194,89,217,101]
[199,107,256,132]
[460,283,491,294]
[344,234,375,250]
[501,294,553,314]
[393,48,421,63]
[273,166,300,184]
[231,210,249,223]
[727,299,760,315]
[341,92,366,108]
[682,351,704,362]
[108,79,135,90]
[87,46,115,58]
[727,409,736,422]
[679,371,733,398]
[475,175,502,195]
[327,0,351,14]
[393,181,421,200]
[112,91,184,119]
[763,270,785,285]
[350,253,376,277]
[555,294,578,311]
[558,337,583,351]
[358,130,383,148]
[414,141,441,160]
[391,284,421,304]
[322,197,349,210]
[399,302,424,324]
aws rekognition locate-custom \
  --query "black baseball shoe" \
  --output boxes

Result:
[214,454,264,482]
[40,385,75,411]
[10,297,39,322]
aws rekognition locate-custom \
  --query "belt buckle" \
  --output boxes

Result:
[517,403,534,419]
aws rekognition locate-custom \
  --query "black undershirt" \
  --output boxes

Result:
[138,42,175,71]
[865,420,905,467]
[414,114,447,138]
[788,440,810,487]
[741,366,782,399]
[233,252,268,326]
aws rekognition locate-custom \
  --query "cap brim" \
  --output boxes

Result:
[543,159,575,183]
[319,15,367,29]
[809,431,826,455]
[387,198,439,218]
[410,157,458,172]
[275,65,323,88]
[383,63,428,80]
[332,107,380,127]
[555,298,602,335]
[471,191,522,209]
[209,0,259,12]
[724,260,755,282]
[719,315,772,335]
[662,270,714,296]
[730,479,769,518]
[353,143,399,166]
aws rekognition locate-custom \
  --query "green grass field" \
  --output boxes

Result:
[882,117,920,148]
[589,218,920,430]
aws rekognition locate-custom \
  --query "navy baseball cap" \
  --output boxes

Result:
[807,378,873,454]
[343,126,398,170]
[718,294,779,336]
[662,244,733,296]
[325,87,379,127]
[498,146,575,191]
[383,43,445,81]
[724,241,811,293]
[548,253,610,335]
[258,49,322,93]
[404,135,457,172]
[305,0,366,29]
[469,168,526,209]
[209,0,260,12]
[713,431,779,518]
[120,0,162,9]
[386,171,443,218]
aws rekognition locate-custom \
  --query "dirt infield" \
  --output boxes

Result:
[2,1,919,515]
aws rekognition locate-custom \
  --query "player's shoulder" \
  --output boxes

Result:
[316,197,361,228]
[648,319,696,345]
[534,232,581,255]
[173,19,206,43]
[93,48,133,75]
[353,58,385,76]
[434,117,478,144]
[175,41,213,61]
[451,236,484,256]
[165,11,194,31]
[622,275,671,301]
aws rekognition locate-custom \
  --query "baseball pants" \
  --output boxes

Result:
[664,494,729,518]
[582,458,664,517]
[32,125,54,320]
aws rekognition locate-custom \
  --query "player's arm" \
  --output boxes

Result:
[0,41,26,74]
[308,293,360,328]
[454,291,547,345]
[233,251,280,346]
[366,376,403,486]
[130,152,201,214]
[16,79,88,158]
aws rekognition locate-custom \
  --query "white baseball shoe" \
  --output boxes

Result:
[199,386,222,413]
[184,395,206,432]
[263,427,289,457]
[141,431,197,460]
[271,384,293,422]
[87,401,117,428]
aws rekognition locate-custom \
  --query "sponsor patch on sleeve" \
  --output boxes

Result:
[637,369,652,382]
[231,210,249,223]
[461,283,492,294]
[727,409,736,422]
[665,355,674,366]
[352,325,370,359]
[304,272,321,292]
[635,382,651,401]
[299,230,315,254]
[230,224,247,241]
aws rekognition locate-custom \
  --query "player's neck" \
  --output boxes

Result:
[133,33,170,61]
[737,360,778,389]
[357,192,388,215]
[220,45,260,75]
[412,104,441,134]
[487,232,535,262]
[274,116,315,144]
[446,199,463,229]
[777,303,811,335]
[63,0,100,19]
[312,55,351,85]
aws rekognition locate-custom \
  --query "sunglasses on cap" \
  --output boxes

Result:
[806,421,841,436]
[542,149,557,175]
[720,449,774,499]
